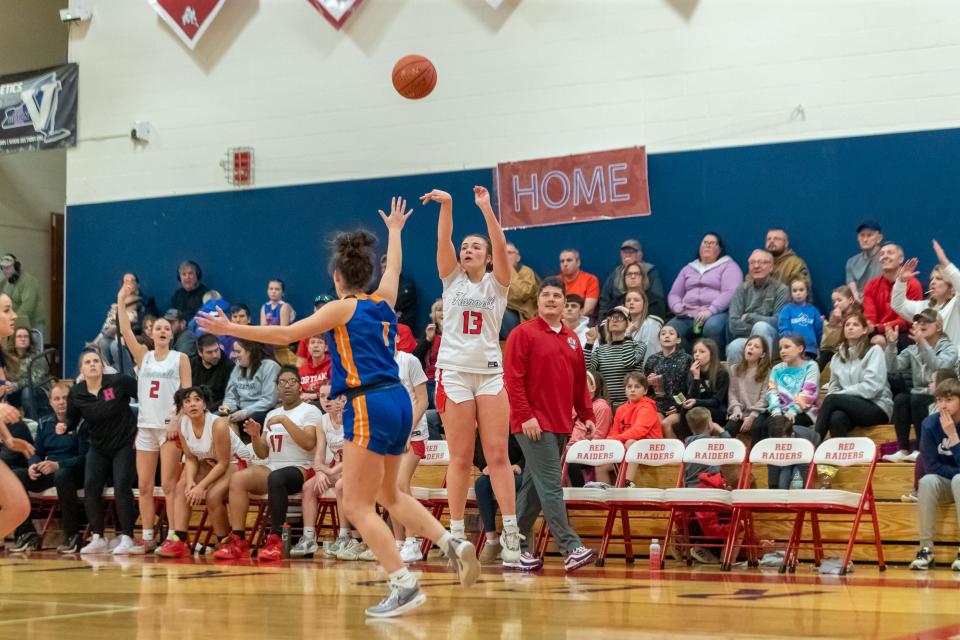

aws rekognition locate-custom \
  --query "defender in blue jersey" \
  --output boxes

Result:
[198,197,478,618]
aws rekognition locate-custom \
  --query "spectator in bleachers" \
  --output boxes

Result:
[765,229,811,287]
[625,288,663,365]
[667,233,742,351]
[298,335,330,405]
[504,276,597,572]
[295,294,335,365]
[909,378,960,571]
[765,334,820,440]
[892,241,960,346]
[222,303,252,362]
[2,326,49,411]
[884,308,958,463]
[778,278,823,359]
[380,254,418,331]
[170,260,208,320]
[562,294,590,347]
[214,365,319,561]
[677,338,729,439]
[593,372,662,486]
[502,242,539,338]
[864,242,924,348]
[726,250,789,364]
[188,290,229,335]
[475,431,524,564]
[67,349,138,554]
[220,339,280,429]
[598,239,667,320]
[585,306,645,407]
[724,336,772,441]
[645,325,693,432]
[558,249,600,319]
[567,371,613,487]
[260,279,297,366]
[413,299,442,409]
[845,220,884,302]
[819,285,861,370]
[0,254,46,337]
[815,312,892,439]
[190,334,234,407]
[163,309,198,355]
[8,382,86,553]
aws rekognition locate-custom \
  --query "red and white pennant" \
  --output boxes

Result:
[307,0,365,30]
[147,0,226,50]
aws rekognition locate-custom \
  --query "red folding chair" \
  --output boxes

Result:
[600,439,685,565]
[723,437,815,571]
[782,437,885,575]
[535,439,624,560]
[409,440,456,557]
[662,437,747,568]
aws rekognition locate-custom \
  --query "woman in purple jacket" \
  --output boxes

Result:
[666,233,743,351]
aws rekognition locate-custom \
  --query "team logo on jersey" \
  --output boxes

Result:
[567,337,578,350]
[148,0,226,50]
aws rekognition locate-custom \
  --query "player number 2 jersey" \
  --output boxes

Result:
[436,267,509,374]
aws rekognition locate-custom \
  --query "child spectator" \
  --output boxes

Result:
[624,289,662,365]
[593,372,662,486]
[724,336,772,440]
[675,338,729,440]
[883,309,959,462]
[819,285,861,371]
[562,294,590,347]
[778,278,822,358]
[412,299,443,409]
[298,335,331,405]
[683,406,733,564]
[644,325,693,436]
[260,279,297,365]
[568,371,613,487]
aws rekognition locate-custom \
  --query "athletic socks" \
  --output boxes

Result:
[502,515,519,533]
[450,519,466,539]
[303,527,316,541]
[389,567,417,589]
[405,536,417,546]
[437,531,453,550]
[339,527,351,538]
[142,529,155,542]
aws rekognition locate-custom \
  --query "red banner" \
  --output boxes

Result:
[148,0,225,49]
[495,146,651,230]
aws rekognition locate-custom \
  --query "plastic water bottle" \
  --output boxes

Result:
[282,523,292,558]
[649,538,662,571]
[789,468,804,490]
[692,322,702,335]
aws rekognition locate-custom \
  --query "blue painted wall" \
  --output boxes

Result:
[65,127,960,371]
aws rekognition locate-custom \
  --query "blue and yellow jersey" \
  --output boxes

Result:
[325,295,401,399]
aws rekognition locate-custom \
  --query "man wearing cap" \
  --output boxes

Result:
[598,239,667,320]
[0,254,46,336]
[765,229,811,288]
[883,307,958,463]
[846,221,884,301]
[726,249,789,364]
[163,309,197,355]
[558,249,600,319]
[863,242,923,348]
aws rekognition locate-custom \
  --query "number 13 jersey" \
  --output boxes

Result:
[436,267,509,374]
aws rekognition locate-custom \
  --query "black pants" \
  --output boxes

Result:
[814,394,888,439]
[475,472,523,532]
[13,464,86,539]
[268,467,306,534]
[892,392,933,451]
[85,444,137,537]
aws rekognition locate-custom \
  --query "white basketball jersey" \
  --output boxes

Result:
[320,413,344,466]
[179,413,249,463]
[395,350,428,442]
[137,350,182,429]
[436,267,508,374]
[262,402,321,471]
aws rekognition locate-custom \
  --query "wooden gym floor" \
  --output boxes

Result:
[0,553,958,639]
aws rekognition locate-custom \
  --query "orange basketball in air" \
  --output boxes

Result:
[392,55,437,100]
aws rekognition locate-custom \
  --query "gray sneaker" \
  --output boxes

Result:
[499,530,523,564]
[445,538,480,588]
[365,582,427,618]
[290,537,319,558]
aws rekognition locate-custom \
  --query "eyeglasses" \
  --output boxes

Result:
[625,272,643,278]
[277,378,300,387]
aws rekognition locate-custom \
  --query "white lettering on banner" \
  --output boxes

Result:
[513,173,538,212]
[512,165,634,212]
[0,83,23,96]
[608,163,630,201]
[572,166,605,206]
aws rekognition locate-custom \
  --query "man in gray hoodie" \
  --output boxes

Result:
[726,250,789,364]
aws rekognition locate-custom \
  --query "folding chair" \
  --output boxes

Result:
[535,439,625,560]
[723,437,815,571]
[409,440,454,557]
[600,439,685,565]
[662,437,747,568]
[782,437,885,575]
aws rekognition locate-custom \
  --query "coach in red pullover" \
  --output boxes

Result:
[504,277,597,572]
[863,243,922,342]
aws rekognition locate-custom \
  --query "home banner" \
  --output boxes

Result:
[0,63,78,154]
[148,0,226,49]
[495,146,651,230]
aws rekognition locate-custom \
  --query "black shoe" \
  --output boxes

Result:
[10,532,41,553]
[58,533,81,554]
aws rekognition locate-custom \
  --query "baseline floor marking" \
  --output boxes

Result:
[0,605,141,626]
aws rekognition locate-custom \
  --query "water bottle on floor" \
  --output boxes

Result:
[789,468,804,490]
[649,538,661,571]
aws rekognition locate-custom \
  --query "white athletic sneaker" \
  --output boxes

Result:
[324,535,351,558]
[444,537,480,587]
[500,529,523,564]
[358,546,377,562]
[290,537,319,558]
[952,551,960,572]
[906,451,920,462]
[882,451,913,463]
[111,535,138,555]
[400,539,423,563]
[337,539,367,561]
[80,534,109,555]
[107,536,122,552]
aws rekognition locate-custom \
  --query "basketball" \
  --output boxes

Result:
[392,54,437,100]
